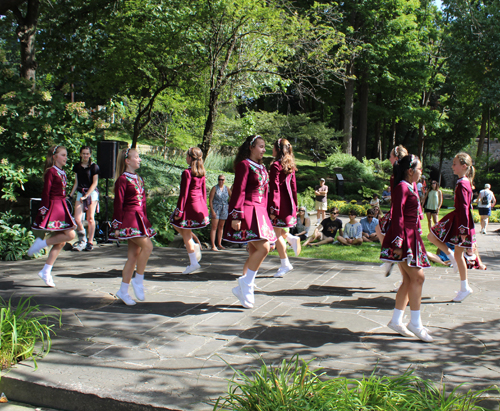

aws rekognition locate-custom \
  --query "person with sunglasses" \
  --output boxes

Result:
[360,209,379,242]
[337,209,363,246]
[209,174,232,251]
[303,207,342,247]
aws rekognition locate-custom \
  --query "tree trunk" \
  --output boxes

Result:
[373,119,381,160]
[357,80,369,159]
[13,0,40,86]
[476,107,488,157]
[200,89,219,159]
[418,121,425,159]
[343,76,355,155]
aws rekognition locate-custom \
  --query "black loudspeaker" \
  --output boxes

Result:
[98,141,119,179]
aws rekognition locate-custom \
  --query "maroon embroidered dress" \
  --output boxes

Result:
[170,167,209,229]
[224,159,277,243]
[110,172,156,240]
[380,181,430,268]
[33,166,76,231]
[430,177,476,248]
[268,161,298,228]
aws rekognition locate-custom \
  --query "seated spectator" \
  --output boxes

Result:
[369,194,380,208]
[337,210,362,245]
[372,205,384,220]
[382,187,391,203]
[303,207,342,247]
[427,242,454,267]
[289,206,311,241]
[360,209,379,242]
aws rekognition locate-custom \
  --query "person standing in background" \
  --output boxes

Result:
[209,174,231,251]
[314,178,328,224]
[477,184,496,234]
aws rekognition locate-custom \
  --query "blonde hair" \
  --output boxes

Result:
[455,152,475,186]
[274,138,297,175]
[114,147,137,181]
[44,145,66,175]
[188,147,205,177]
[393,145,408,161]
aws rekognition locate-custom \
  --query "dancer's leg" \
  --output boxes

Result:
[129,236,153,275]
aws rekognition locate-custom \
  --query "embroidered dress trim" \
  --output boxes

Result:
[111,219,122,229]
[229,209,243,219]
[174,207,184,216]
[458,224,469,235]
[123,172,138,179]
[246,158,265,169]
[39,206,49,216]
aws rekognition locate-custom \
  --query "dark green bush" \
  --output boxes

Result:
[0,211,43,261]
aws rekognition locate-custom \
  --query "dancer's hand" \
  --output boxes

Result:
[232,220,241,230]
[114,229,119,238]
[270,214,276,220]
[175,215,181,220]
[394,248,402,258]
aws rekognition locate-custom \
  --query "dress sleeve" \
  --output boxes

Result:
[386,183,406,248]
[174,169,192,217]
[456,181,471,235]
[228,161,249,220]
[268,162,280,215]
[39,169,54,216]
[291,171,298,212]
[111,176,126,229]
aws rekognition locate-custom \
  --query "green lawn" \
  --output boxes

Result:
[270,208,453,264]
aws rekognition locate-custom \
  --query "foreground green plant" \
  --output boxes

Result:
[0,296,61,370]
[213,355,498,410]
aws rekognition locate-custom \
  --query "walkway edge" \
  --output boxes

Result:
[0,375,182,411]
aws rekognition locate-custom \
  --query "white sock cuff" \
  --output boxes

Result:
[188,252,197,265]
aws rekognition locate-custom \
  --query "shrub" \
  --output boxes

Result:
[0,296,61,370]
[0,211,43,261]
[147,196,178,247]
[297,187,316,211]
[213,354,496,411]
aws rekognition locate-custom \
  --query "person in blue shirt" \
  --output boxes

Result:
[360,209,379,242]
[337,210,363,245]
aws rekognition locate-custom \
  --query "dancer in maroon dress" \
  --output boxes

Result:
[170,147,209,274]
[428,152,476,302]
[28,145,77,287]
[268,138,301,277]
[225,135,277,308]
[111,148,155,305]
[381,155,432,342]
[377,145,408,278]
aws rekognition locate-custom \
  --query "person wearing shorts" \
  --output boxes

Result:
[477,184,496,234]
[314,178,328,223]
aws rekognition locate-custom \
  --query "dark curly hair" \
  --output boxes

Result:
[233,135,264,169]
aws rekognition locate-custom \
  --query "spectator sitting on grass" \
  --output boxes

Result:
[360,209,379,242]
[337,210,363,246]
[369,194,380,208]
[303,207,342,247]
[372,205,384,220]
[382,187,391,203]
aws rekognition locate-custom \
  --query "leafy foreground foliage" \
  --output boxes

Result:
[0,296,61,370]
[213,355,499,411]
[0,211,44,261]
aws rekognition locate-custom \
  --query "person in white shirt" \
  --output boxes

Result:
[477,183,496,234]
[337,210,363,245]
